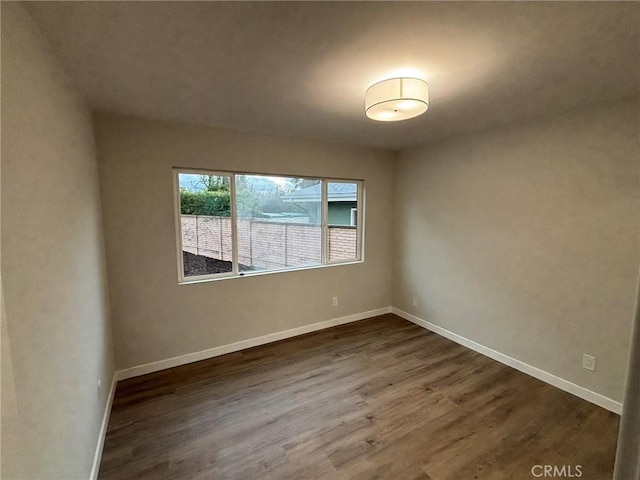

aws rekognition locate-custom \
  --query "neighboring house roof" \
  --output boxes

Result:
[281,183,357,202]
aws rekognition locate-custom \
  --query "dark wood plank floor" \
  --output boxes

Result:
[98,314,619,480]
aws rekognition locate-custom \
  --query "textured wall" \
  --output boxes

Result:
[393,102,639,403]
[94,112,394,370]
[1,4,115,479]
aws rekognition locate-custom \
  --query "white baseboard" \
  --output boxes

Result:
[90,372,117,480]
[93,305,620,479]
[392,307,623,415]
[111,305,620,414]
[115,307,392,381]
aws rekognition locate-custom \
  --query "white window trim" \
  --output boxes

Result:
[174,168,364,284]
[321,179,328,265]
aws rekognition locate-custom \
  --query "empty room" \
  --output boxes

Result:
[2,1,639,479]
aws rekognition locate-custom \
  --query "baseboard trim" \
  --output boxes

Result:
[392,307,623,415]
[90,372,117,480]
[115,307,392,381]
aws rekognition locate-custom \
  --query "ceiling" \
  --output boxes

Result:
[24,1,639,151]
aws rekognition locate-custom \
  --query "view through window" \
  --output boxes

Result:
[176,170,362,281]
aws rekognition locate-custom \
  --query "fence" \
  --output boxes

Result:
[181,215,357,270]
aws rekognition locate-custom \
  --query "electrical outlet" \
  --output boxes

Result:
[411,297,418,307]
[97,379,102,391]
[582,354,596,371]
[332,296,338,307]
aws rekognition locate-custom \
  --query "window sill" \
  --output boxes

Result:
[178,259,364,285]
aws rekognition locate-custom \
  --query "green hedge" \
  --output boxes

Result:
[180,190,231,216]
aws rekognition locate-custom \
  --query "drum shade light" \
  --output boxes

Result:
[365,77,429,122]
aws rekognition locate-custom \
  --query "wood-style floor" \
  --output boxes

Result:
[98,314,619,480]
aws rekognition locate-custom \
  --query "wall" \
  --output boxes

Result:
[329,201,357,225]
[181,215,357,270]
[1,3,115,479]
[393,102,639,403]
[94,112,394,370]
[614,278,640,478]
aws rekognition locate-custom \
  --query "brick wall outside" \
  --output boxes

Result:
[328,225,357,261]
[181,215,233,261]
[182,215,356,269]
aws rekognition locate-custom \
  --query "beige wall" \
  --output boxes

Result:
[393,102,639,402]
[614,279,640,478]
[93,112,394,370]
[1,4,115,479]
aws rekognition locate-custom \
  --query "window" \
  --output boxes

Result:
[175,169,363,282]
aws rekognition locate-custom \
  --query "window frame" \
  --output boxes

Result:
[350,208,358,227]
[174,168,364,284]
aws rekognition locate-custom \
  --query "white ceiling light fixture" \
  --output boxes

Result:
[365,77,429,122]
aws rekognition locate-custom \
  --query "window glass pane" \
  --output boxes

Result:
[236,175,322,273]
[327,181,358,261]
[179,173,232,277]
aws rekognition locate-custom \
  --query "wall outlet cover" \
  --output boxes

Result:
[582,354,596,371]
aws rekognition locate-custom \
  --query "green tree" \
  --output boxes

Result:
[235,175,262,217]
[180,189,230,216]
